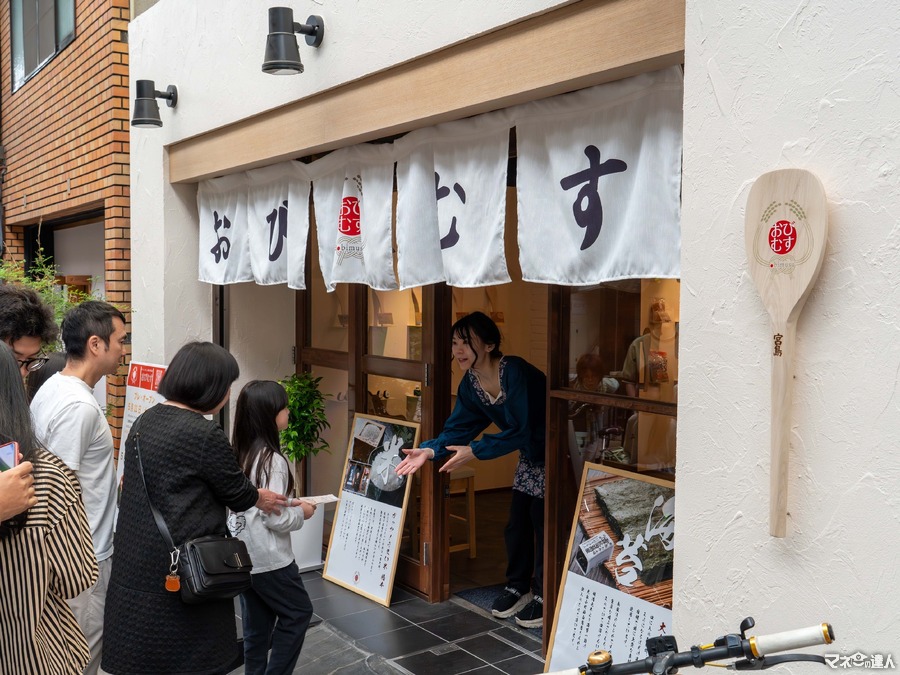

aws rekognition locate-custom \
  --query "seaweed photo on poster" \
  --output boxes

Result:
[547,462,675,671]
[567,465,674,609]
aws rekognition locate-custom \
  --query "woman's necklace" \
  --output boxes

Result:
[473,359,502,399]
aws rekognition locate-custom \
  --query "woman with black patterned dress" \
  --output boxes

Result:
[102,342,287,675]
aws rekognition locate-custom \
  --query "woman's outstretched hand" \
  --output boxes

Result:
[438,445,474,473]
[395,447,431,476]
[256,488,289,515]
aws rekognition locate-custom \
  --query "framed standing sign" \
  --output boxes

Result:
[323,413,419,605]
[546,463,675,672]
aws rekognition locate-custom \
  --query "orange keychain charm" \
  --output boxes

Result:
[165,548,181,592]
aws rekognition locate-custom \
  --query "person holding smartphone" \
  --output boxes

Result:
[0,456,37,521]
[0,342,99,674]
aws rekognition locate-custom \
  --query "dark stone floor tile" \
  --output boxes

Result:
[494,652,545,675]
[391,586,417,603]
[455,634,527,663]
[314,590,386,620]
[357,624,447,659]
[395,644,488,675]
[388,597,467,624]
[329,606,414,640]
[303,575,337,601]
[419,611,499,642]
[490,626,542,650]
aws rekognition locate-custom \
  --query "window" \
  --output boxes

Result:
[10,0,75,91]
[561,278,679,477]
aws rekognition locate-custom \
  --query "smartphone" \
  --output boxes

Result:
[0,441,19,472]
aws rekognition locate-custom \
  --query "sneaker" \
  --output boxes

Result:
[514,594,543,628]
[491,586,532,618]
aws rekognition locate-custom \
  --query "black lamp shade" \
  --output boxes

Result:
[262,8,324,75]
[132,80,162,128]
[262,33,304,75]
[131,79,177,128]
[262,8,303,74]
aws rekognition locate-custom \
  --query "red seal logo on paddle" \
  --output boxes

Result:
[768,219,796,255]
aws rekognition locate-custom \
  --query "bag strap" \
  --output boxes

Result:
[133,429,176,552]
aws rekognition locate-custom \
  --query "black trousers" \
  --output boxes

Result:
[504,489,544,595]
[240,561,314,675]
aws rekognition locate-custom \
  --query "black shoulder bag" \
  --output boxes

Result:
[133,430,253,604]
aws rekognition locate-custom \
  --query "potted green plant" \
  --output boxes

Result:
[279,371,330,464]
[280,371,331,571]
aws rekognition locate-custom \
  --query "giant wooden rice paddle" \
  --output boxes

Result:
[745,169,827,537]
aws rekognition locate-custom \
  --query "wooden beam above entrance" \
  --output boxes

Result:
[168,0,684,183]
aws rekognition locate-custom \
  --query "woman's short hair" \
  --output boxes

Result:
[451,311,503,357]
[158,342,240,412]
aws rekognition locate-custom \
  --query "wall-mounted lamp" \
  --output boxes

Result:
[262,7,324,75]
[131,79,178,128]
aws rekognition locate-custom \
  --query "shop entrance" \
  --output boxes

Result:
[295,200,549,603]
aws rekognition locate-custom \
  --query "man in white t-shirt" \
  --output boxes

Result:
[31,300,128,675]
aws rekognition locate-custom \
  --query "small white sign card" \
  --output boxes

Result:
[115,362,167,528]
[322,413,419,606]
[546,463,675,672]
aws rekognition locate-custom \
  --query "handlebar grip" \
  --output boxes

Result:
[750,624,834,657]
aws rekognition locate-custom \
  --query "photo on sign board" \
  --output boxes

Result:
[341,415,418,507]
[567,464,674,609]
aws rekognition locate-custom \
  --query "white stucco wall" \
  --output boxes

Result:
[680,0,900,657]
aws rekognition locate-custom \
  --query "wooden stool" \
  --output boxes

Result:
[449,466,477,559]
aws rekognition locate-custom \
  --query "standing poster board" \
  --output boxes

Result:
[546,463,675,672]
[323,413,419,606]
[115,362,166,524]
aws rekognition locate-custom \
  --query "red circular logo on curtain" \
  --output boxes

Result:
[339,197,361,236]
[768,219,796,255]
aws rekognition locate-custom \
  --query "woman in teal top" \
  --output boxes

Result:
[396,311,547,628]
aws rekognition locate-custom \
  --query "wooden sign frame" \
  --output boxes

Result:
[322,413,420,606]
[546,462,675,672]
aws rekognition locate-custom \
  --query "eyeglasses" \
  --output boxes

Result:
[17,356,49,373]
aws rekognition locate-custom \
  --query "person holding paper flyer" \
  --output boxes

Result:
[228,380,316,675]
[102,342,287,675]
[395,311,547,628]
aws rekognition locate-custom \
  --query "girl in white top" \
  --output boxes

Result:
[228,380,316,675]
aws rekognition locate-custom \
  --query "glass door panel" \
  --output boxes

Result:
[308,366,350,540]
[367,288,422,359]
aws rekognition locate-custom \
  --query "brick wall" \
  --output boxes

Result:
[1,0,132,451]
